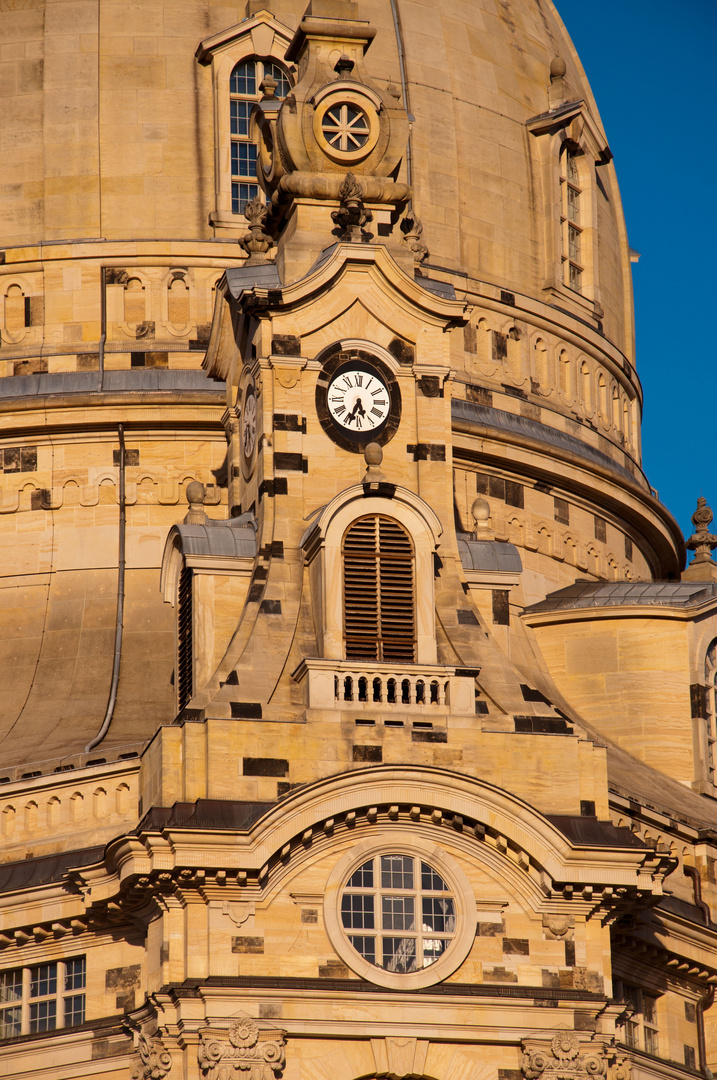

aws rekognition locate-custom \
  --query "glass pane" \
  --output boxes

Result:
[422,935,450,966]
[382,895,415,931]
[64,994,85,1027]
[231,142,257,180]
[230,61,256,96]
[569,263,582,290]
[381,855,413,889]
[348,860,374,888]
[644,1028,659,1056]
[29,999,56,1034]
[567,184,580,223]
[643,995,657,1024]
[65,957,86,992]
[348,936,376,965]
[0,969,22,1004]
[568,224,580,261]
[567,152,578,181]
[230,100,251,138]
[341,893,375,930]
[624,1020,639,1048]
[422,896,456,933]
[232,182,259,215]
[30,963,57,999]
[265,63,290,98]
[0,1006,21,1038]
[421,864,448,891]
[382,937,417,973]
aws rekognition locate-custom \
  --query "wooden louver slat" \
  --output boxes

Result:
[343,515,416,663]
[177,565,193,710]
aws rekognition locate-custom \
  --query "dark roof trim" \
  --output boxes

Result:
[546,815,649,849]
[0,846,105,895]
[136,799,275,833]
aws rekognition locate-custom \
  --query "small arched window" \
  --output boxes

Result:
[230,59,290,214]
[705,641,717,785]
[177,565,193,710]
[560,147,583,292]
[343,515,415,664]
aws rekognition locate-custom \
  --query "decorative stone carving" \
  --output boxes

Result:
[400,208,429,264]
[522,1035,631,1080]
[370,1035,429,1079]
[238,195,275,264]
[198,1014,286,1080]
[686,497,717,564]
[331,172,373,242]
[130,1031,173,1080]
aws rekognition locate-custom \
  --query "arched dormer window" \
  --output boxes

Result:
[196,12,294,231]
[230,59,290,214]
[343,515,415,663]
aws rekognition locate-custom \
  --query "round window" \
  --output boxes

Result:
[324,835,476,989]
[321,103,370,153]
[341,853,456,973]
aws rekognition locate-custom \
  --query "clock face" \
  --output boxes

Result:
[242,387,257,459]
[327,363,390,436]
[316,348,401,452]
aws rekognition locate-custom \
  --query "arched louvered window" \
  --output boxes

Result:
[177,565,193,710]
[343,516,415,663]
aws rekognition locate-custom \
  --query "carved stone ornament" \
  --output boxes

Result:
[130,1030,173,1080]
[238,195,274,264]
[399,208,429,264]
[522,1035,631,1080]
[198,1013,287,1080]
[331,171,374,242]
[686,496,717,564]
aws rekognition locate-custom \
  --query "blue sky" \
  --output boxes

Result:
[554,0,716,553]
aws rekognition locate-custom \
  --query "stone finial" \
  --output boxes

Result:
[184,481,207,525]
[547,54,571,110]
[334,53,355,78]
[362,441,386,484]
[549,56,567,80]
[686,497,717,564]
[331,172,374,242]
[471,497,494,540]
[238,194,274,263]
[400,208,429,265]
[260,74,278,100]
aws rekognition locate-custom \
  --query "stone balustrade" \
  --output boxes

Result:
[292,660,477,715]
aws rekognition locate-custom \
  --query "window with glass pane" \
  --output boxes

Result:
[0,958,85,1039]
[230,58,291,215]
[341,854,457,973]
[560,148,583,293]
[616,981,660,1057]
[705,641,717,785]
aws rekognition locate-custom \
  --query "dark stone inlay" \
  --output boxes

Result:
[243,756,287,776]
[232,936,264,953]
[353,745,382,762]
[231,703,263,719]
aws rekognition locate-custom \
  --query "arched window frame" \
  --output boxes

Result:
[527,102,612,322]
[704,640,717,788]
[196,13,294,232]
[301,485,442,666]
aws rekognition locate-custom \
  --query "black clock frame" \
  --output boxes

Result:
[315,347,401,453]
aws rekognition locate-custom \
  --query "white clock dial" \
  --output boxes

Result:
[242,389,257,458]
[327,367,390,434]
